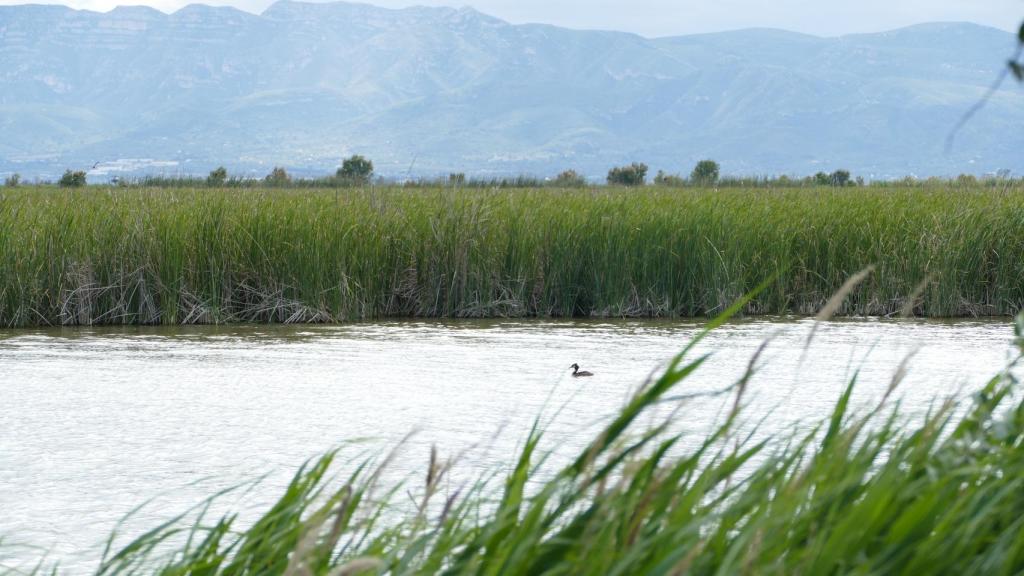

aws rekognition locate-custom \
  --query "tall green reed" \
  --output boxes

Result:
[3,185,1024,326]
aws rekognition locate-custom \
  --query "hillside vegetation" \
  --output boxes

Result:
[0,1,1020,176]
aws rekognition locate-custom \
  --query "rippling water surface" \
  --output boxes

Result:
[0,318,1016,572]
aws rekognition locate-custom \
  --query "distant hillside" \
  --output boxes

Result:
[0,1,1021,179]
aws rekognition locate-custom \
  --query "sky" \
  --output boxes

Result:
[0,0,1019,37]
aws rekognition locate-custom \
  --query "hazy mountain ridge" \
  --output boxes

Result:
[0,1,1020,179]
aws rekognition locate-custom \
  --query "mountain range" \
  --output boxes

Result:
[0,1,1022,180]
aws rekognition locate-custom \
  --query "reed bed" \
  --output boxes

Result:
[30,311,1024,575]
[3,185,1024,326]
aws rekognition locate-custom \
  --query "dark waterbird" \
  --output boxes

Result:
[571,363,594,377]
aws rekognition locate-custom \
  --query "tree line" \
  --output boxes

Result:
[1,156,1014,189]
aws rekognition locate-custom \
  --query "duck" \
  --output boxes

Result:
[570,363,594,377]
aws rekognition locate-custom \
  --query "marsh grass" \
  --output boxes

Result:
[21,310,1024,575]
[3,185,1024,326]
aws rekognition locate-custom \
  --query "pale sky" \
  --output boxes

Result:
[1,0,1020,37]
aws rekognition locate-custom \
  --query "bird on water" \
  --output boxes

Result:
[570,363,594,377]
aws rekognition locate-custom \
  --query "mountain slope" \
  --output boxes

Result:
[0,1,1020,179]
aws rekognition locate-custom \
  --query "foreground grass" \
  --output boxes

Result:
[30,312,1023,575]
[3,184,1024,326]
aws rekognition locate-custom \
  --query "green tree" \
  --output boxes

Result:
[956,173,978,187]
[607,163,648,186]
[553,169,586,187]
[653,170,685,187]
[337,155,374,185]
[3,173,20,187]
[448,173,466,186]
[58,170,86,187]
[207,167,227,187]
[690,160,720,185]
[829,169,851,187]
[813,172,831,186]
[264,166,291,186]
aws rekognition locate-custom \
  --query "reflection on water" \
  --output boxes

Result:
[0,318,1016,571]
